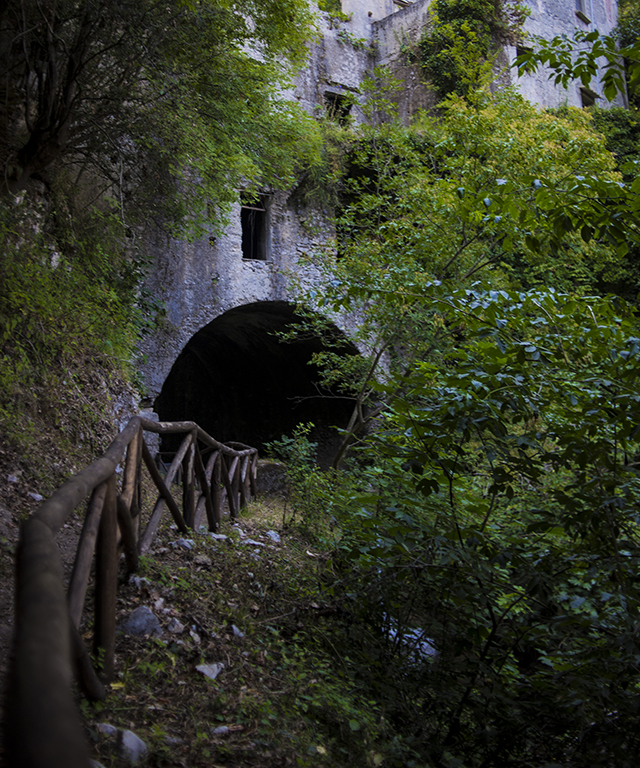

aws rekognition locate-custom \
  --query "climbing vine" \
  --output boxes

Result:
[420,0,528,99]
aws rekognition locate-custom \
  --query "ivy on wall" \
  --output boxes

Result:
[317,0,343,15]
[420,0,528,99]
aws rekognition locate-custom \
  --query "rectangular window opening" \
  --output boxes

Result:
[580,86,598,108]
[575,0,591,23]
[241,194,269,261]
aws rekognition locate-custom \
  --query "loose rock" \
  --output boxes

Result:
[118,606,163,637]
[167,618,185,634]
[118,729,148,764]
[232,624,244,638]
[196,662,224,680]
[129,575,150,592]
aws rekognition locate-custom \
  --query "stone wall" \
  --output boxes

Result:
[506,0,626,109]
[138,0,624,403]
[373,0,437,121]
[138,193,337,399]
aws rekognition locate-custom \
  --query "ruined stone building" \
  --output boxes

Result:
[141,0,623,455]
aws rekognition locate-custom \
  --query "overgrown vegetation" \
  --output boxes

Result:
[0,0,320,236]
[269,21,640,768]
[0,0,321,481]
[293,71,640,466]
[6,3,640,767]
[420,0,528,98]
[0,198,144,486]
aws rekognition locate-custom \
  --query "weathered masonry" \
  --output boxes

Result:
[139,0,623,453]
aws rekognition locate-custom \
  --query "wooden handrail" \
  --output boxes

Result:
[5,416,259,768]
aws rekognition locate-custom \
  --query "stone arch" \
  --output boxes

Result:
[154,301,358,465]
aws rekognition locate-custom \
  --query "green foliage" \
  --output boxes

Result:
[420,0,528,98]
[590,107,640,173]
[617,0,640,109]
[266,423,321,528]
[0,196,142,460]
[242,631,383,766]
[588,107,640,298]
[514,29,640,104]
[282,56,640,762]
[0,0,321,236]
[321,286,640,766]
[292,64,640,490]
[266,423,347,542]
[297,82,639,467]
[337,29,369,51]
[317,0,350,22]
[617,0,640,48]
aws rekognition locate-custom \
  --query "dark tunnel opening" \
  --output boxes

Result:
[154,301,359,466]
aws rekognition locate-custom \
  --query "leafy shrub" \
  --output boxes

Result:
[0,197,146,464]
[323,287,640,766]
[420,0,528,98]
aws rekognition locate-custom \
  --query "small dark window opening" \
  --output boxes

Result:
[575,0,591,23]
[241,195,268,261]
[324,92,352,126]
[580,87,597,108]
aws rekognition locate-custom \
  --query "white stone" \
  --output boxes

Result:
[118,729,148,764]
[196,662,224,680]
[167,618,185,634]
[232,624,244,638]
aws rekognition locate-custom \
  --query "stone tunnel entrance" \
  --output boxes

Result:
[154,301,358,466]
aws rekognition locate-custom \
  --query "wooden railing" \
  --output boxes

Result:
[4,416,258,768]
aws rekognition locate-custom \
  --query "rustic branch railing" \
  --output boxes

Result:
[4,416,258,768]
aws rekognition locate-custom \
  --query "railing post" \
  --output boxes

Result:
[116,493,140,573]
[213,453,222,529]
[224,455,239,520]
[232,456,241,518]
[240,455,250,509]
[183,431,196,528]
[67,481,108,629]
[94,474,118,682]
[193,446,215,532]
[250,451,258,498]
